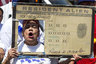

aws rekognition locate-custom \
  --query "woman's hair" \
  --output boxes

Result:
[23,20,40,29]
[22,20,40,36]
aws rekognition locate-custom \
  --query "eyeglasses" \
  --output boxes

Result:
[24,23,39,29]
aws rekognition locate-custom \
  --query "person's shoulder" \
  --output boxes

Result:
[2,17,12,28]
[1,17,12,32]
[5,17,12,24]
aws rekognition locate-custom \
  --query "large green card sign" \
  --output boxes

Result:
[13,3,94,57]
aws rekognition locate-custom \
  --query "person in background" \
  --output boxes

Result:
[0,8,3,29]
[0,7,5,62]
[0,1,12,63]
[78,0,96,6]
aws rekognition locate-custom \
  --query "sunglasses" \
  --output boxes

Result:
[24,23,39,29]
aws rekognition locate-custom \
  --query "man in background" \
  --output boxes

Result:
[0,7,4,63]
[0,8,3,29]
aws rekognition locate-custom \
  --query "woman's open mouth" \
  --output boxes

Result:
[29,32,34,38]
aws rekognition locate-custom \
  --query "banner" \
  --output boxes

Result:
[13,3,94,57]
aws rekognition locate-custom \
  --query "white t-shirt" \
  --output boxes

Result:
[11,41,51,64]
[12,58,51,64]
[18,41,44,52]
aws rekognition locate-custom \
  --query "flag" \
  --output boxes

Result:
[0,0,11,6]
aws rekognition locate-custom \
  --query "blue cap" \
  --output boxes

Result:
[78,0,96,4]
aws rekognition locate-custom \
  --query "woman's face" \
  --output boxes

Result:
[23,20,39,46]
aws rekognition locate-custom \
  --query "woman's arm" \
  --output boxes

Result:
[2,48,18,64]
[2,55,11,64]
[58,54,82,64]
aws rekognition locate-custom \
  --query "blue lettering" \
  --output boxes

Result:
[20,59,24,63]
[41,59,45,61]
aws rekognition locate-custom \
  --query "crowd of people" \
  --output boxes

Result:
[0,0,96,64]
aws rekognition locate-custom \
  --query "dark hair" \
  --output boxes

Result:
[23,20,40,28]
[22,20,40,36]
[0,8,3,15]
[17,0,35,2]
